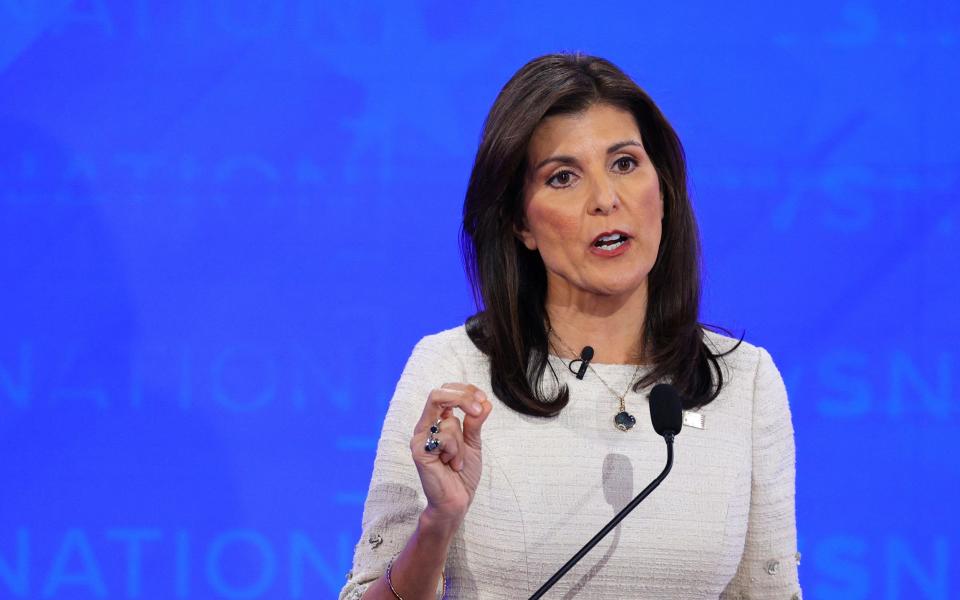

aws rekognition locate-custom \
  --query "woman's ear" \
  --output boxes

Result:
[513,222,537,251]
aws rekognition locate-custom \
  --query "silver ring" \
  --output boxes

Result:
[430,419,441,434]
[424,435,442,453]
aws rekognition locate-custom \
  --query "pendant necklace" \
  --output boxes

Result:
[549,329,644,432]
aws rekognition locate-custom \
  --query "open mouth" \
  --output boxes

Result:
[592,232,630,250]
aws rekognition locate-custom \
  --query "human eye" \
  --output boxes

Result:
[612,156,638,173]
[546,169,577,188]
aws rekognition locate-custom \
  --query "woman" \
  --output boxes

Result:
[340,53,801,599]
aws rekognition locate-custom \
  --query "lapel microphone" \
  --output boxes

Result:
[567,346,594,380]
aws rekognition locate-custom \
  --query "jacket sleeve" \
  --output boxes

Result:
[339,333,465,600]
[721,346,803,599]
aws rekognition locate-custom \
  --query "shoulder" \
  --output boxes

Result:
[413,323,486,361]
[404,323,488,378]
[380,325,483,436]
[702,329,790,425]
[702,328,783,386]
[415,323,472,349]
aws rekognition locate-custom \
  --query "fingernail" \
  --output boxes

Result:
[471,402,482,415]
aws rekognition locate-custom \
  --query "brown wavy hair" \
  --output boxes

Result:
[460,53,739,416]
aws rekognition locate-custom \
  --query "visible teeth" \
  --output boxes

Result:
[594,233,627,248]
[600,240,625,251]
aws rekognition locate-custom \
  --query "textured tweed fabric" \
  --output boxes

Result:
[340,325,801,599]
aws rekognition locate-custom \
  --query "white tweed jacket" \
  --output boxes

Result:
[341,325,801,599]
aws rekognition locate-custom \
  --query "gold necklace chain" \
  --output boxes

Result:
[548,328,643,431]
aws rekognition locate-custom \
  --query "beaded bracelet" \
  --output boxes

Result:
[385,560,447,599]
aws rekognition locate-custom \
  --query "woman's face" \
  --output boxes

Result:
[518,103,663,305]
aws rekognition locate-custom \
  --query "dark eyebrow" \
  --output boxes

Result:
[532,139,644,172]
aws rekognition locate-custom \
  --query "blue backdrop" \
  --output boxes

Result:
[1,1,957,598]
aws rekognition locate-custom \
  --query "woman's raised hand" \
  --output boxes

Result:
[410,383,493,529]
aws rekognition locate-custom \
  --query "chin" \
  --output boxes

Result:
[589,279,647,298]
[615,274,651,294]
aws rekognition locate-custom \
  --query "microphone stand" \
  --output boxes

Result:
[528,433,675,600]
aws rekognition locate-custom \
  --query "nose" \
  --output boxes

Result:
[588,177,621,215]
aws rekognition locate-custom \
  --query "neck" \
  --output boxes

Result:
[545,284,648,365]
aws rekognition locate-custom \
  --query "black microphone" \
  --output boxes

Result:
[567,346,594,380]
[649,383,683,440]
[529,383,684,599]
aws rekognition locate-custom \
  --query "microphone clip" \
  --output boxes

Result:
[567,346,594,380]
